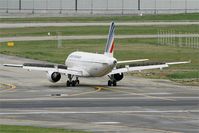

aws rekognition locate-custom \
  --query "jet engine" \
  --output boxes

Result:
[112,73,124,81]
[47,71,61,83]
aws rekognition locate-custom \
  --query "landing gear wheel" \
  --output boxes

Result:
[108,80,117,86]
[72,80,76,87]
[113,81,117,86]
[108,80,112,86]
[66,80,71,87]
[76,80,80,84]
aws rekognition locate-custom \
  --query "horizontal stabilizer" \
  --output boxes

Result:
[117,59,148,64]
[3,64,23,68]
[166,61,191,65]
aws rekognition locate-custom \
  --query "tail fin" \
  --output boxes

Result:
[104,22,115,57]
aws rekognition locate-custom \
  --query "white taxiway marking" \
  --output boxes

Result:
[92,122,120,124]
[0,96,198,101]
[1,22,199,28]
[0,110,198,115]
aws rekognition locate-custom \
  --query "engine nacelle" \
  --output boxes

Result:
[47,71,61,83]
[112,73,124,81]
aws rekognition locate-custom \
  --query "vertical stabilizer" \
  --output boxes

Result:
[104,22,115,57]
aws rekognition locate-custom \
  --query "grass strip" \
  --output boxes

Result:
[1,25,199,37]
[0,125,90,133]
[168,71,199,79]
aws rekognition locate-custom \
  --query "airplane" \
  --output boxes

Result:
[3,22,190,87]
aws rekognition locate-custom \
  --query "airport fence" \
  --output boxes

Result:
[157,30,199,49]
[0,0,199,15]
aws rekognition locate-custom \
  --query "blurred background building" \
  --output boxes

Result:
[0,0,199,15]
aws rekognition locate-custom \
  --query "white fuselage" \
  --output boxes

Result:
[65,51,117,77]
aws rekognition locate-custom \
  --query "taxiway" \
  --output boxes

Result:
[0,54,199,133]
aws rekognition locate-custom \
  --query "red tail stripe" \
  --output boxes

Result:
[109,41,114,53]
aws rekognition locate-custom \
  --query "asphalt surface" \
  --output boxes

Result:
[1,34,199,42]
[0,54,199,133]
[1,22,199,28]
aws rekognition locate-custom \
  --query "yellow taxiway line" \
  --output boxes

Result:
[0,82,16,93]
[67,86,102,97]
[98,86,176,101]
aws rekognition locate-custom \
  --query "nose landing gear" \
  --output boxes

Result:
[66,74,80,87]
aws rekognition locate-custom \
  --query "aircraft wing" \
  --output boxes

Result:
[3,63,83,76]
[109,61,190,75]
[117,59,148,64]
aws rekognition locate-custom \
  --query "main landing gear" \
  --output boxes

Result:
[66,74,80,87]
[108,80,117,86]
[108,75,117,86]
